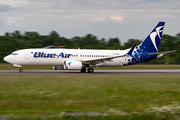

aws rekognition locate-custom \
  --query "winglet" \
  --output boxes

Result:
[127,44,136,56]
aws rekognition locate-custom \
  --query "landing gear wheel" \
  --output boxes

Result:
[81,67,86,73]
[88,68,94,73]
[19,68,23,73]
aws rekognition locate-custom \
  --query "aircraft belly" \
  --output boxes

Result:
[101,62,124,67]
[99,57,130,67]
[99,59,121,67]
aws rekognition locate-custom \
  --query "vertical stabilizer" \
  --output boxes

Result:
[138,22,165,52]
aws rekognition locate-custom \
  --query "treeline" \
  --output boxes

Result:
[0,31,180,64]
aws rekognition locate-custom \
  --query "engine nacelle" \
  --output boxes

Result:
[53,65,64,70]
[63,60,82,70]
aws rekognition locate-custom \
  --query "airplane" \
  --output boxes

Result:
[3,21,176,73]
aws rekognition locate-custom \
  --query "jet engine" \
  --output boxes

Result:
[63,60,82,70]
[53,65,64,70]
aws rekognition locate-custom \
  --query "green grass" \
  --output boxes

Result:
[8,115,157,120]
[0,75,180,116]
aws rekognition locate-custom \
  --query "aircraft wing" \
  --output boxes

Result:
[82,44,136,65]
[82,54,127,65]
[148,50,177,56]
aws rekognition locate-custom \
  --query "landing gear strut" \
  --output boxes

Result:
[19,67,23,73]
[88,67,94,73]
[81,67,86,73]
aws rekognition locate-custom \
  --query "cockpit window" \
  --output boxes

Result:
[11,53,18,55]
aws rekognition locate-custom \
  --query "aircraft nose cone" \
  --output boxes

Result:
[3,56,10,63]
[3,56,7,62]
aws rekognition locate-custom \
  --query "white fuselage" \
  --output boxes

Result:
[4,48,132,67]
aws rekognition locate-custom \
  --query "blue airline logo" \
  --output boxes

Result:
[68,61,72,66]
[33,52,72,58]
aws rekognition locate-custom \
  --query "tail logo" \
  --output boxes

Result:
[150,26,164,51]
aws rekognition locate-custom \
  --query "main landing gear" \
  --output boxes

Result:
[19,67,23,73]
[81,67,86,73]
[88,67,94,73]
[80,67,94,73]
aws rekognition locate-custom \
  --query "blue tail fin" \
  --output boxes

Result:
[138,22,165,52]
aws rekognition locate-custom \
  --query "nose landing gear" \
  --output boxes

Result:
[19,67,23,73]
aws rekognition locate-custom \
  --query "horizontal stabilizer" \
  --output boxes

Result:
[148,50,177,56]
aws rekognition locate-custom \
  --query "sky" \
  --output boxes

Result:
[0,0,180,44]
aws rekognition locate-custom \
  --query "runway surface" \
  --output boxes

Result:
[0,69,180,75]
